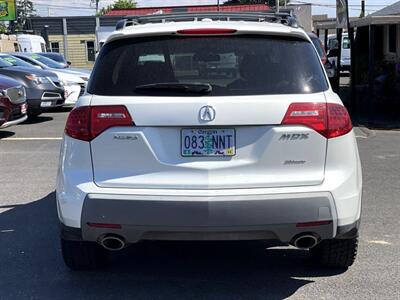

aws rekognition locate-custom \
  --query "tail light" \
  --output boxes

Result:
[281,103,352,139]
[65,105,133,141]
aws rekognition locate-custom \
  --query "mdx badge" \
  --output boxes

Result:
[279,133,309,141]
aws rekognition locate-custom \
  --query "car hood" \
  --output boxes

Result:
[54,67,91,78]
[0,74,22,90]
[2,66,58,78]
[67,67,91,76]
[49,69,86,84]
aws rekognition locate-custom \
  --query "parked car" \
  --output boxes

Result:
[11,52,87,105]
[12,52,91,77]
[58,13,362,271]
[17,34,47,53]
[36,52,70,68]
[327,33,351,72]
[0,57,65,117]
[308,32,335,79]
[0,74,27,128]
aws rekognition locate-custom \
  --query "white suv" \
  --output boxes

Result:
[57,12,362,270]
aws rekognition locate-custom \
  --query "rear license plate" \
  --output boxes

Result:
[40,101,52,108]
[181,128,236,157]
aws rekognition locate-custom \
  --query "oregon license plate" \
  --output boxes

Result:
[40,101,52,107]
[181,128,236,157]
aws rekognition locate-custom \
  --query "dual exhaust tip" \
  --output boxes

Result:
[99,233,319,251]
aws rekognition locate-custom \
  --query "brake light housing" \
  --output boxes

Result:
[281,102,352,139]
[65,105,133,141]
[176,28,237,35]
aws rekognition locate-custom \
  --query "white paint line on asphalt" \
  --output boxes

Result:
[367,240,391,245]
[1,137,62,141]
[0,208,14,214]
[0,229,14,233]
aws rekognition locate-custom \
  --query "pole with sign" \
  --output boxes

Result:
[334,0,349,92]
[0,0,16,21]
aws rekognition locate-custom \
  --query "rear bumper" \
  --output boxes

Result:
[65,192,343,244]
[0,114,27,128]
[26,87,65,114]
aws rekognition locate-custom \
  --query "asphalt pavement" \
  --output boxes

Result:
[0,109,399,299]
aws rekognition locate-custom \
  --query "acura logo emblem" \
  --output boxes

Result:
[199,105,216,122]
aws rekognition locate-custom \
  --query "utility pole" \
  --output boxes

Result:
[361,0,365,17]
[91,0,100,15]
[24,0,27,25]
[276,0,280,13]
[217,0,220,12]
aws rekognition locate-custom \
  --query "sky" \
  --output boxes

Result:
[33,0,400,17]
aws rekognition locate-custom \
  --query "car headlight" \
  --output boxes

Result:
[25,75,50,85]
[80,76,89,81]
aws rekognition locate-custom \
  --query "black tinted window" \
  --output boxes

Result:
[88,35,328,96]
[310,37,325,59]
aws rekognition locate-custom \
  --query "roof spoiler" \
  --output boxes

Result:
[115,10,299,31]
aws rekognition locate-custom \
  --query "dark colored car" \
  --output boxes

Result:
[0,56,65,117]
[12,52,91,77]
[37,52,70,68]
[0,75,28,129]
[308,32,335,79]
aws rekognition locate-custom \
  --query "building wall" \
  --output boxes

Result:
[48,34,96,69]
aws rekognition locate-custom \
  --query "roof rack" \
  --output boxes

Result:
[115,10,299,31]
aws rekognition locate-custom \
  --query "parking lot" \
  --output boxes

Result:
[0,109,399,299]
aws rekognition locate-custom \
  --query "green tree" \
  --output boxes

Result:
[15,0,36,31]
[0,22,7,33]
[98,0,136,16]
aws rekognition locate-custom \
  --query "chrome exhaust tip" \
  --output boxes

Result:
[99,235,126,251]
[293,234,319,249]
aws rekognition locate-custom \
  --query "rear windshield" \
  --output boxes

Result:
[88,35,328,96]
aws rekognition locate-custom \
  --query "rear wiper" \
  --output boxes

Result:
[134,82,212,94]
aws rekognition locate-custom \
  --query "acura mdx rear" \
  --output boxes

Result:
[57,17,362,270]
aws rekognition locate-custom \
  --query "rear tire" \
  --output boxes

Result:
[310,237,358,269]
[61,238,108,271]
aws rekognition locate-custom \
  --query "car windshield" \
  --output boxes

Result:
[342,37,350,49]
[0,55,34,68]
[89,35,328,96]
[0,58,13,68]
[27,54,66,69]
[42,53,66,63]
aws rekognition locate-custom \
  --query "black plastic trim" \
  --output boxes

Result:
[336,219,360,239]
[60,223,83,241]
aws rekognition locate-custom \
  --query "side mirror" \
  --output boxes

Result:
[67,61,71,66]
